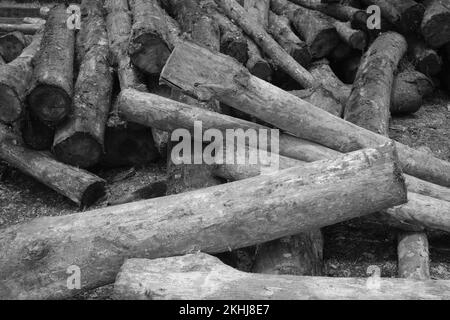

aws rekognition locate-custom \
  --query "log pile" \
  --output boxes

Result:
[0,0,449,300]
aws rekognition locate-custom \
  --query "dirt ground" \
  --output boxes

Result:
[0,92,449,299]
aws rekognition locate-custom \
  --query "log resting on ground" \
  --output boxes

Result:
[27,5,74,125]
[160,40,450,187]
[0,124,105,207]
[398,232,430,280]
[0,144,406,299]
[0,32,42,124]
[113,253,450,300]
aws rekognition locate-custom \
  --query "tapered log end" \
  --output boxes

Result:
[28,84,71,125]
[129,35,171,75]
[310,29,339,58]
[0,83,22,123]
[53,132,103,168]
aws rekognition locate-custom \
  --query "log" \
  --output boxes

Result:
[344,32,407,136]
[0,31,27,62]
[0,54,4,65]
[215,0,315,88]
[0,23,41,35]
[398,232,430,280]
[104,0,168,156]
[361,0,425,33]
[421,0,450,48]
[391,70,434,115]
[0,32,42,124]
[113,253,450,300]
[270,0,339,59]
[108,180,167,206]
[289,0,369,30]
[405,174,450,202]
[268,11,312,66]
[27,5,74,125]
[333,20,366,50]
[0,124,105,207]
[407,35,443,76]
[160,40,450,187]
[21,110,54,150]
[53,1,113,168]
[0,143,407,299]
[128,0,174,75]
[289,86,343,116]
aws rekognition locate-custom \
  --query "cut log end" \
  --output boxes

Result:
[28,85,71,124]
[249,59,273,80]
[129,35,171,75]
[81,180,106,208]
[53,133,102,168]
[0,84,21,123]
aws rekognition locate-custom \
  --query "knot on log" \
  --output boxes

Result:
[22,240,50,263]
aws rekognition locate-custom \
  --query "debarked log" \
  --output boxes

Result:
[0,143,406,299]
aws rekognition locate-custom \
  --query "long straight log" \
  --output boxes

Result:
[0,23,41,35]
[344,32,407,135]
[268,12,312,66]
[0,143,406,299]
[421,0,450,48]
[215,0,315,88]
[0,124,105,207]
[160,40,450,187]
[113,253,450,300]
[27,5,74,125]
[53,0,113,168]
[0,31,27,62]
[128,0,174,75]
[270,0,339,59]
[0,32,42,124]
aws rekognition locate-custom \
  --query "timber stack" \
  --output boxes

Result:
[0,0,449,300]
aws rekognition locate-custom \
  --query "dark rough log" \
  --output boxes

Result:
[398,232,430,280]
[344,32,407,136]
[329,42,353,62]
[216,0,315,88]
[0,31,27,62]
[0,124,105,207]
[113,253,450,300]
[407,35,442,76]
[0,32,42,124]
[289,0,369,30]
[290,86,343,116]
[268,11,312,66]
[27,5,74,126]
[391,70,434,115]
[108,180,167,206]
[361,0,425,33]
[104,0,168,157]
[421,0,450,48]
[0,23,41,35]
[53,0,113,168]
[270,0,339,59]
[21,110,54,150]
[0,144,406,299]
[160,40,450,187]
[128,0,176,75]
[333,20,366,50]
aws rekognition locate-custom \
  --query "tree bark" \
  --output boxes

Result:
[128,0,176,75]
[113,253,450,300]
[0,144,406,299]
[104,0,168,158]
[391,70,434,115]
[361,0,425,33]
[215,0,316,88]
[407,35,443,76]
[0,32,42,124]
[160,40,450,187]
[405,175,450,202]
[421,0,450,48]
[27,5,74,126]
[0,124,105,208]
[289,86,343,116]
[398,232,430,280]
[0,23,41,35]
[270,0,339,59]
[108,180,167,206]
[268,11,312,66]
[53,0,113,169]
[344,32,407,136]
[0,31,27,62]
